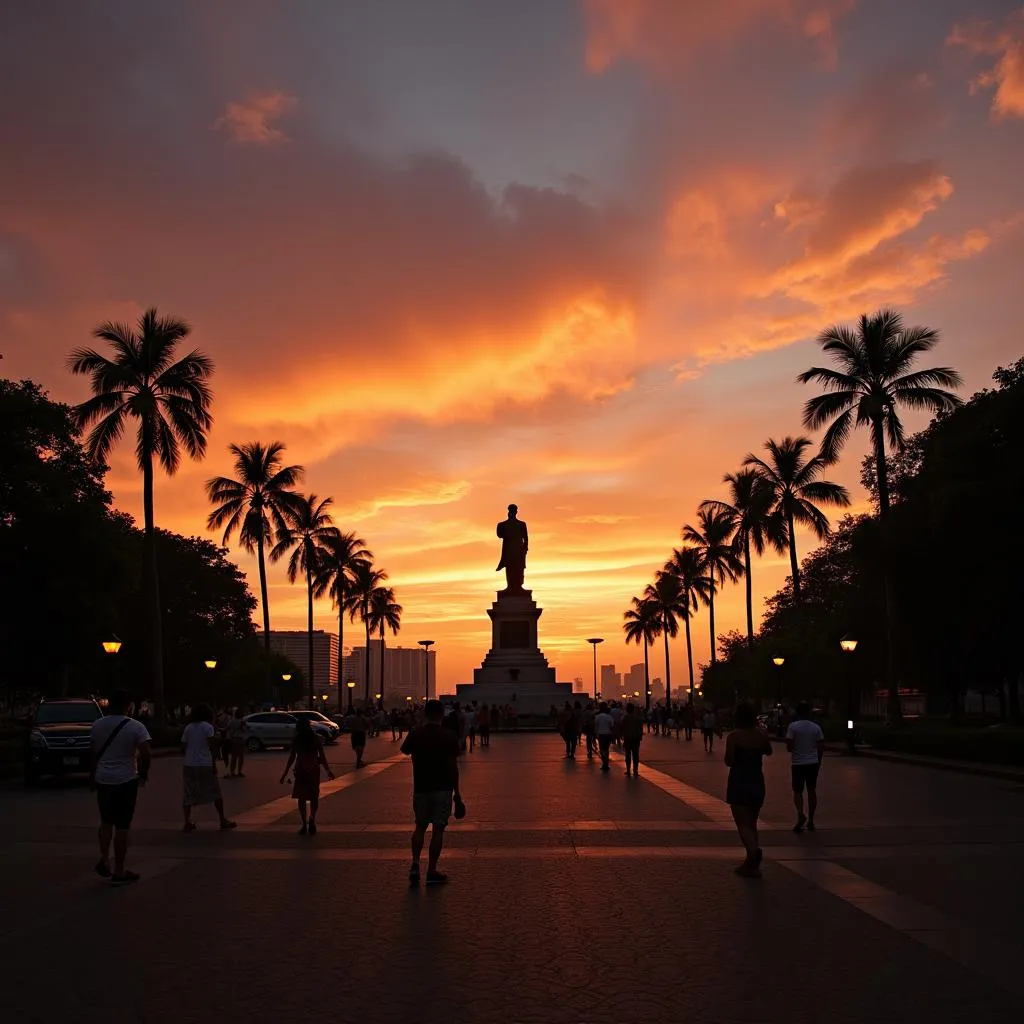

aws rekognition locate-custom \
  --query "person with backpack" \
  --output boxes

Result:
[90,689,151,886]
[280,718,335,835]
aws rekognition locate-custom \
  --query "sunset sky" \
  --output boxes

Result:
[3,1,1023,692]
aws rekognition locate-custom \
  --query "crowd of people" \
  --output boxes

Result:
[87,689,825,886]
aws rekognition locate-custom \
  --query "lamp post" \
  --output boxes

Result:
[101,636,122,696]
[346,680,356,713]
[418,640,435,701]
[204,659,218,712]
[586,638,604,701]
[772,655,785,705]
[279,673,291,710]
[840,636,858,755]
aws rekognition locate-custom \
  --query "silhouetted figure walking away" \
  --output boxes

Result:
[787,701,825,832]
[402,699,463,885]
[622,702,643,776]
[725,703,772,877]
[701,708,717,752]
[281,718,334,835]
[594,701,614,771]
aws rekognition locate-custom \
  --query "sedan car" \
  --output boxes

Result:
[290,710,340,743]
[25,698,102,784]
[242,711,335,751]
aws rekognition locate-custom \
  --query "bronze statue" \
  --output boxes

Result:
[496,504,528,591]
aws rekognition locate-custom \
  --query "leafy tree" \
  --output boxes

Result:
[643,571,686,707]
[663,546,711,700]
[206,442,304,683]
[799,308,961,718]
[271,494,339,707]
[68,308,214,719]
[743,437,849,604]
[368,585,402,707]
[622,596,659,710]
[347,560,388,703]
[315,531,372,697]
[0,379,134,696]
[684,506,745,666]
[700,470,784,647]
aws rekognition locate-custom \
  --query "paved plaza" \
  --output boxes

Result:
[2,732,1023,1023]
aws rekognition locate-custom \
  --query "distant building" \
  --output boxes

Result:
[623,663,646,695]
[600,664,621,695]
[341,640,436,705]
[268,630,338,706]
[649,677,665,703]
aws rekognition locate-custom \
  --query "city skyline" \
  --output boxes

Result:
[4,1,1023,689]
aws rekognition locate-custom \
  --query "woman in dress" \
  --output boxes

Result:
[724,702,772,877]
[181,704,236,832]
[280,718,335,835]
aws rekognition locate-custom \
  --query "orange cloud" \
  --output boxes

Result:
[215,91,297,143]
[949,9,1024,119]
[582,0,854,73]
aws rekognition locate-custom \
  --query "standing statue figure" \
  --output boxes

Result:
[496,504,529,592]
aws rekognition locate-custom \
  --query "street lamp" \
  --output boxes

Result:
[418,640,435,700]
[102,636,122,694]
[772,655,785,709]
[102,638,122,655]
[586,638,604,700]
[840,635,858,754]
[346,679,356,713]
[281,673,292,682]
[204,659,218,710]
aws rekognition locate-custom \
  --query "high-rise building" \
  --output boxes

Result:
[623,663,646,695]
[600,664,621,694]
[649,677,665,703]
[267,630,339,706]
[341,640,437,705]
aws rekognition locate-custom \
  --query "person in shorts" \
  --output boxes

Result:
[90,689,151,886]
[478,704,491,748]
[226,707,248,778]
[401,699,463,885]
[786,701,825,832]
[181,704,236,832]
[701,708,717,752]
[594,701,614,771]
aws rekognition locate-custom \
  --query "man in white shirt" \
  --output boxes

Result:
[594,701,614,771]
[785,702,825,832]
[90,690,152,886]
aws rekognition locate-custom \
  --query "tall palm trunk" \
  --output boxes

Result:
[256,526,271,695]
[708,576,717,667]
[363,604,371,704]
[743,533,754,646]
[662,622,672,708]
[379,623,386,707]
[786,507,801,603]
[873,416,901,722]
[643,640,650,712]
[337,590,345,701]
[306,564,314,709]
[684,611,695,700]
[141,429,165,722]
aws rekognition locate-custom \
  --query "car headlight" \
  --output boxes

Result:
[29,729,47,748]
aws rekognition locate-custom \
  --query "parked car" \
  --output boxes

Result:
[242,711,335,751]
[24,697,102,784]
[290,710,340,743]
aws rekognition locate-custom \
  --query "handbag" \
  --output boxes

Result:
[88,717,131,791]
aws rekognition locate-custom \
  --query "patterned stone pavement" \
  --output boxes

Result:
[2,731,1023,1023]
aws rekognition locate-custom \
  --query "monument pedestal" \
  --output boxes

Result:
[455,589,574,714]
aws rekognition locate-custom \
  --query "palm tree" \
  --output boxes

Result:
[798,308,962,516]
[68,308,214,720]
[272,494,339,708]
[622,596,660,711]
[664,546,712,700]
[798,308,961,719]
[699,469,785,646]
[743,437,850,604]
[643,571,686,708]
[347,560,388,705]
[315,531,373,703]
[682,507,744,667]
[206,442,304,687]
[368,585,403,707]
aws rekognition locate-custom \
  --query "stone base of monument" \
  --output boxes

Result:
[454,589,577,715]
